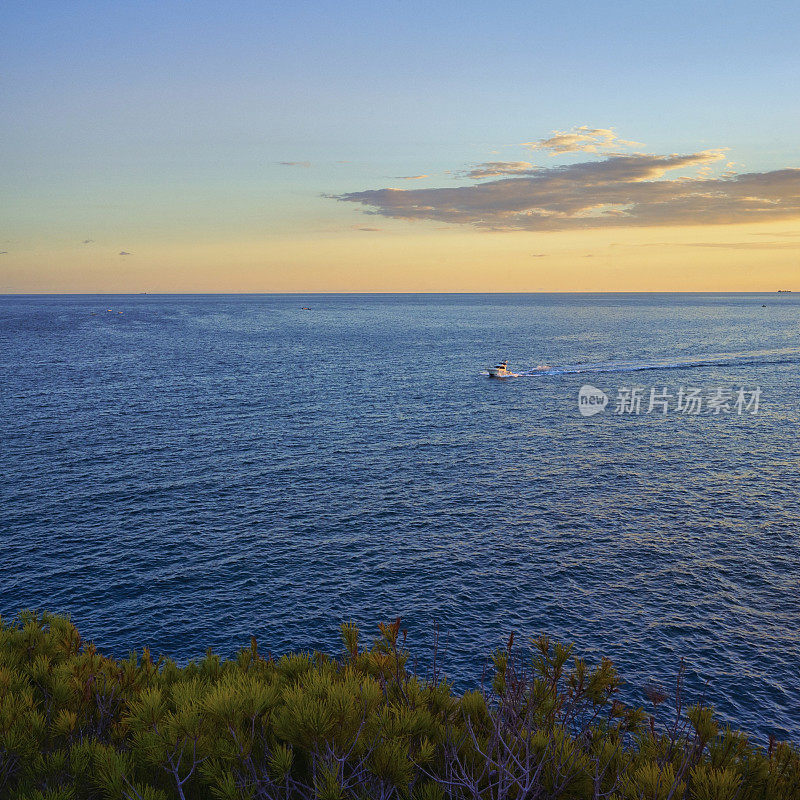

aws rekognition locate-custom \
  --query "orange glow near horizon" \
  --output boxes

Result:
[2,220,798,294]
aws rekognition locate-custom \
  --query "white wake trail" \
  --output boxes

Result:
[509,347,800,377]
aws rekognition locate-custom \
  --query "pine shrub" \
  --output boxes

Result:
[0,611,797,799]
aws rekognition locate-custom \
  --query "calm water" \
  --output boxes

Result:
[1,293,799,742]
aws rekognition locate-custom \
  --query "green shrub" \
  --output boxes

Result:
[0,611,797,799]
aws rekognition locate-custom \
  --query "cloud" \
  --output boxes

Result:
[466,161,534,178]
[675,241,800,250]
[523,126,642,155]
[0,251,7,255]
[353,226,382,232]
[82,239,94,244]
[530,253,547,257]
[394,175,429,180]
[278,161,311,167]
[119,251,132,256]
[334,150,800,232]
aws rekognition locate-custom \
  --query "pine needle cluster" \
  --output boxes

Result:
[1,611,798,799]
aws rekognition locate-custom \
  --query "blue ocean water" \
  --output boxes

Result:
[1,293,799,742]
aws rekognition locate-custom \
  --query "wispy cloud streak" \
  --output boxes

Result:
[649,241,800,250]
[466,161,534,178]
[523,126,642,154]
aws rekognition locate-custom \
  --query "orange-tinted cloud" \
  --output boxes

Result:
[648,241,800,249]
[465,161,534,178]
[335,150,800,231]
[523,126,642,155]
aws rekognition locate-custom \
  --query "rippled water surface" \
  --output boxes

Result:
[1,293,799,741]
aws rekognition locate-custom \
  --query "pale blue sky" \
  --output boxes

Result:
[2,1,800,290]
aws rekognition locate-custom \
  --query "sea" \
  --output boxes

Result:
[1,293,798,743]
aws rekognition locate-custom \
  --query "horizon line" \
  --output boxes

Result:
[0,290,796,298]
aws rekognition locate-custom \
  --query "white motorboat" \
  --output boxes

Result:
[487,360,515,378]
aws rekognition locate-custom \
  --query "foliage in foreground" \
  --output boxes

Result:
[0,612,798,800]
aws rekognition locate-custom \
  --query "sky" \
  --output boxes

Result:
[2,0,800,292]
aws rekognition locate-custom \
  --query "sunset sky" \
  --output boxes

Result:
[3,0,800,292]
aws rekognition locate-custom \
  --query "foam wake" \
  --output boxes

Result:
[511,347,800,377]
